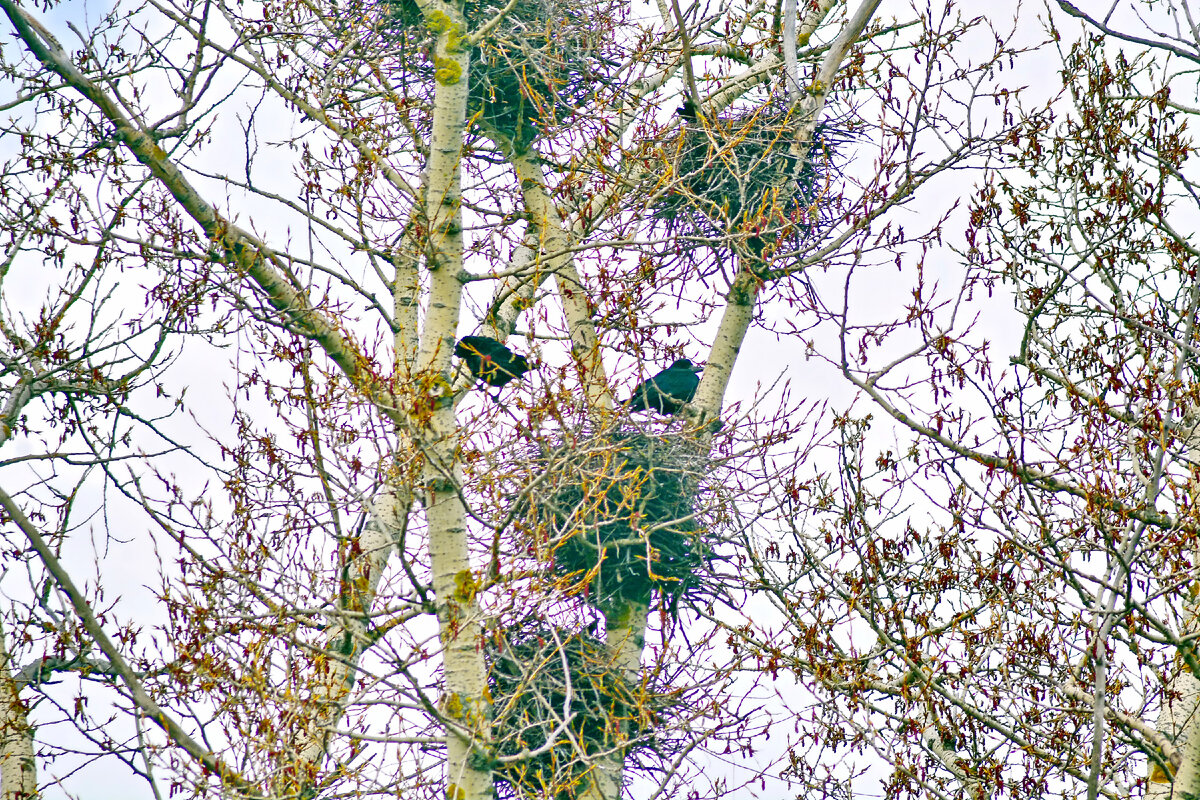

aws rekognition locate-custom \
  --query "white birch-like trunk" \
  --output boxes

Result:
[418,14,493,800]
[919,709,985,800]
[0,621,34,800]
[580,601,649,800]
[1147,415,1200,798]
[509,151,612,410]
[279,492,405,792]
[696,0,882,419]
[1146,616,1200,798]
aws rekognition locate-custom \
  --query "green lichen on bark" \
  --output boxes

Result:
[434,55,463,84]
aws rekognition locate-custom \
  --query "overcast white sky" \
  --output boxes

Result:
[0,0,1169,797]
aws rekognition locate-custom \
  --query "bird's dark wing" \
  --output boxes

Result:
[625,364,700,414]
[455,335,504,360]
[455,336,531,388]
[626,376,660,413]
[655,370,700,405]
[486,352,530,388]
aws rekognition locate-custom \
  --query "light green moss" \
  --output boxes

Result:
[426,9,454,33]
[434,56,463,85]
[453,569,478,602]
[445,691,464,717]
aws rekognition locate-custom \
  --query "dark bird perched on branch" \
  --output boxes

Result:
[625,359,703,414]
[455,336,531,388]
[677,97,699,123]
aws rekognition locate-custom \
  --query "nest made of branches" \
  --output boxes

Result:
[519,427,716,610]
[380,0,611,150]
[488,621,679,799]
[650,99,853,252]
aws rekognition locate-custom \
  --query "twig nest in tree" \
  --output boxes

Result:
[650,98,853,252]
[487,621,677,799]
[520,427,716,610]
[380,0,609,151]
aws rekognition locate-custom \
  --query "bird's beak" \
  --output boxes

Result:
[691,364,704,372]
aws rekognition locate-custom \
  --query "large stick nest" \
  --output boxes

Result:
[518,427,716,610]
[487,621,681,799]
[650,100,854,254]
[380,0,613,150]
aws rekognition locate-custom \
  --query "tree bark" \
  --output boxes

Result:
[1148,416,1200,798]
[0,620,34,800]
[508,150,612,410]
[418,11,493,800]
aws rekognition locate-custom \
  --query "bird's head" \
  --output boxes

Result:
[670,358,703,373]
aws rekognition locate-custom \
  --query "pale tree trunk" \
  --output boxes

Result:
[1146,603,1200,797]
[393,222,423,377]
[508,150,612,410]
[1148,414,1200,798]
[695,0,882,419]
[276,491,408,795]
[417,12,493,800]
[476,128,616,389]
[500,145,638,800]
[527,5,883,795]
[580,601,648,800]
[0,619,34,800]
[478,243,540,342]
[0,2,487,796]
[481,139,647,800]
[918,705,985,800]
